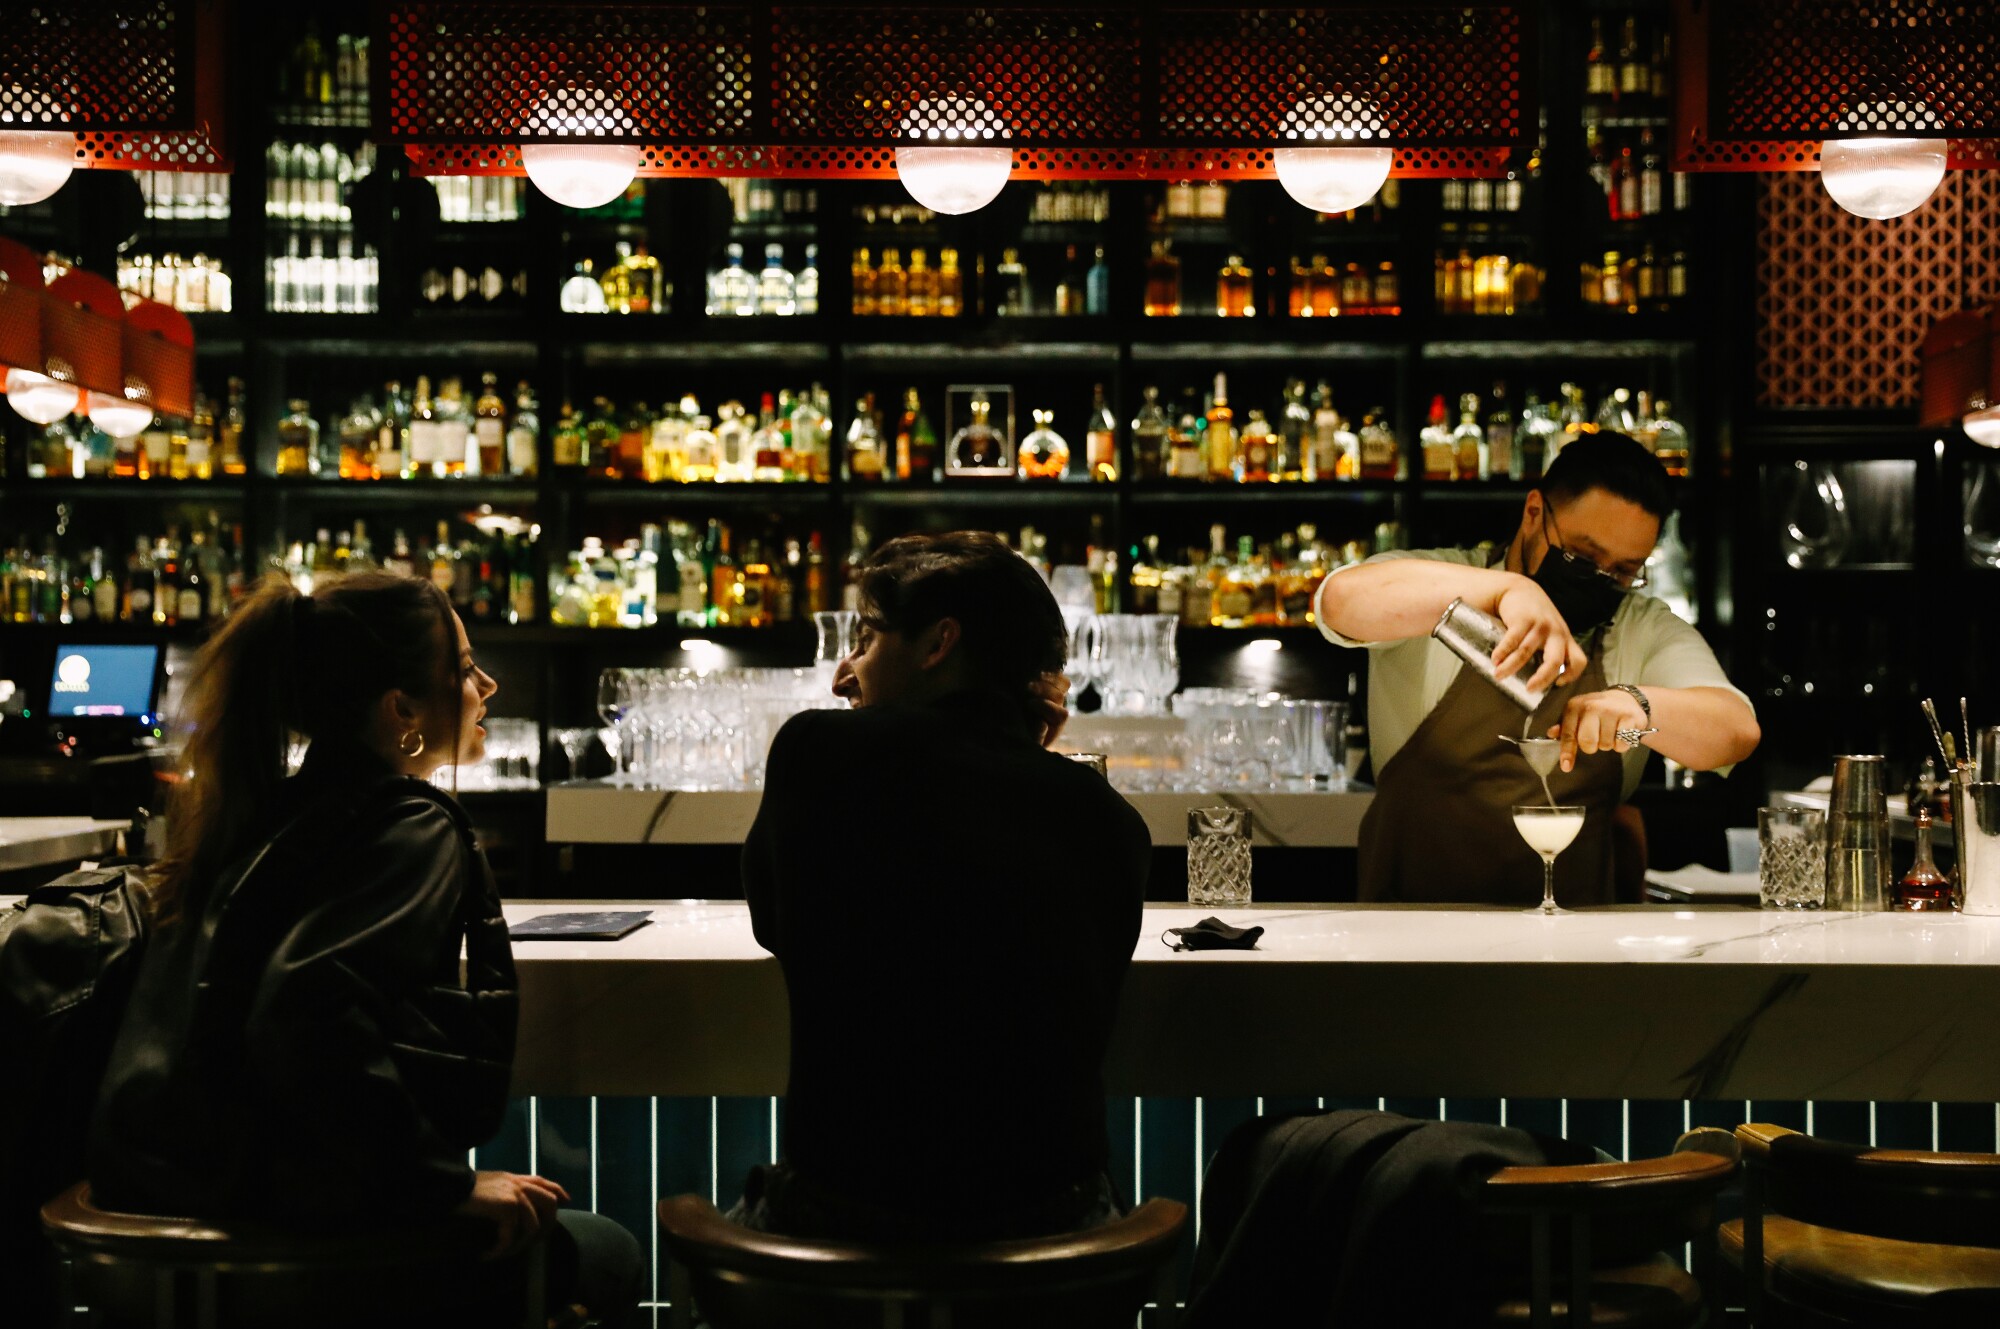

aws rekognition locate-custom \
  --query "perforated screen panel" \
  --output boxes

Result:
[383,3,1528,180]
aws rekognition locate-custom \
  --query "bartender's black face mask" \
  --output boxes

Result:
[1530,508,1630,632]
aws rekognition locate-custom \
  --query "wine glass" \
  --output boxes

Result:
[1512,804,1587,915]
[551,727,598,781]
[596,668,634,785]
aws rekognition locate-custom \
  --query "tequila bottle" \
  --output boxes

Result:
[1017,409,1071,480]
[757,244,796,316]
[709,244,757,317]
[795,243,819,316]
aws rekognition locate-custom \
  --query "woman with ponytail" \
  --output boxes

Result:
[89,572,640,1327]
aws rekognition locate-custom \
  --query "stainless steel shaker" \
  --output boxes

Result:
[1826,754,1890,910]
[1433,598,1551,713]
[1952,773,2000,916]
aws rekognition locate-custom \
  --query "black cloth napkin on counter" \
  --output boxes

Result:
[1162,917,1264,951]
[508,911,653,941]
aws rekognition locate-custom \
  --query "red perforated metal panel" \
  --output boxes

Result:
[384,3,1527,179]
[1672,0,2000,172]
[0,1,230,171]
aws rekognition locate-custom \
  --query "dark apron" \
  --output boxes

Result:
[1358,630,1624,907]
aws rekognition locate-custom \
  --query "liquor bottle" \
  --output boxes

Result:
[277,398,319,476]
[404,375,441,478]
[995,248,1028,316]
[847,394,884,480]
[1017,409,1071,480]
[1205,374,1237,481]
[1129,535,1162,614]
[712,243,758,317]
[1596,385,1637,435]
[803,531,830,614]
[473,372,507,476]
[626,241,662,313]
[947,397,1006,473]
[796,244,820,316]
[1309,382,1341,482]
[851,247,876,316]
[506,381,538,477]
[875,248,908,317]
[335,395,376,479]
[905,249,936,317]
[1131,386,1168,481]
[1513,390,1553,479]
[673,524,706,627]
[1584,17,1615,103]
[1897,809,1954,910]
[1085,383,1117,482]
[715,401,754,483]
[1341,262,1371,315]
[1617,16,1646,98]
[1308,254,1339,317]
[428,521,457,595]
[1216,253,1253,317]
[1638,129,1664,216]
[1168,406,1201,480]
[734,539,773,628]
[793,386,831,483]
[1452,393,1486,480]
[1360,408,1402,481]
[1484,381,1514,480]
[1650,399,1690,477]
[1280,378,1310,481]
[707,522,736,627]
[119,537,154,622]
[909,390,939,480]
[436,377,470,476]
[1215,535,1260,628]
[758,244,796,316]
[1086,246,1110,316]
[186,397,215,480]
[1419,394,1454,482]
[549,399,582,470]
[1239,410,1274,482]
[1557,382,1594,458]
[1048,244,1077,316]
[1144,241,1182,317]
[937,248,963,318]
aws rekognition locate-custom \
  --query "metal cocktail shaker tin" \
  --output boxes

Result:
[1952,774,2000,916]
[1433,597,1550,713]
[1826,754,1890,911]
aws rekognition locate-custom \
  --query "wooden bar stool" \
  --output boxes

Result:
[657,1193,1187,1329]
[40,1181,542,1329]
[1720,1122,2000,1327]
[1476,1131,1741,1329]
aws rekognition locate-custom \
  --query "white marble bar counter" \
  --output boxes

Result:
[506,901,2000,1104]
[544,783,1373,849]
[0,817,130,871]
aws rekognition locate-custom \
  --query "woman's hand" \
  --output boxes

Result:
[457,1170,567,1259]
[1030,672,1072,748]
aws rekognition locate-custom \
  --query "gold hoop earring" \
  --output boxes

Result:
[397,729,427,759]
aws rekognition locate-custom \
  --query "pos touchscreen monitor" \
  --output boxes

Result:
[47,643,164,721]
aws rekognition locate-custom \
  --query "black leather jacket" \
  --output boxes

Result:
[88,745,517,1226]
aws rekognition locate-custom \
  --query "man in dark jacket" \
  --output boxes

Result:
[737,531,1151,1242]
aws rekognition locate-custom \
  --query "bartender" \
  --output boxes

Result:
[1317,433,1760,906]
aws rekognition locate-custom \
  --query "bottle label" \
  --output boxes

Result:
[1087,429,1115,473]
[178,589,202,621]
[129,587,153,612]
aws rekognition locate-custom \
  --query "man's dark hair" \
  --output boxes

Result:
[858,531,1067,694]
[1537,431,1672,521]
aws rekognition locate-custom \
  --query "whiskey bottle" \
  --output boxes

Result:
[1144,241,1181,317]
[1216,253,1253,317]
[851,247,876,316]
[1131,385,1168,481]
[1239,410,1274,483]
[1205,374,1237,481]
[1359,408,1402,482]
[1085,383,1117,482]
[905,249,936,317]
[1420,395,1454,482]
[937,248,963,318]
[1452,393,1486,480]
[277,398,319,476]
[847,394,885,480]
[474,372,507,476]
[876,248,908,316]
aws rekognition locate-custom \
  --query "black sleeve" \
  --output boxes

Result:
[744,710,825,960]
[241,797,478,1223]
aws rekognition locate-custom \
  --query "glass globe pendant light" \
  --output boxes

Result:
[895,96,1011,215]
[85,388,153,439]
[0,129,75,207]
[1819,136,1946,219]
[4,367,80,424]
[1273,92,1393,214]
[520,84,642,210]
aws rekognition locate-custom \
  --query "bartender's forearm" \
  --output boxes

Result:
[1638,686,1761,770]
[1318,561,1524,642]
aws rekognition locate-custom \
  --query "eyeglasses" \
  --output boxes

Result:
[1544,509,1649,591]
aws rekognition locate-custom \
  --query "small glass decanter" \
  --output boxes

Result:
[1017,408,1071,480]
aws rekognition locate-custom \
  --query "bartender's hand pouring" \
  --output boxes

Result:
[1549,688,1651,771]
[1491,577,1589,693]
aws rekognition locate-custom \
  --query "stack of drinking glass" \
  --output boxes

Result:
[592,666,845,790]
[1081,690,1348,794]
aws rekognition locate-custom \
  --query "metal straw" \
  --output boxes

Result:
[1963,698,1976,770]
[1921,699,1951,767]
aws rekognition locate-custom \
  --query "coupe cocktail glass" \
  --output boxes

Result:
[1512,803,1586,915]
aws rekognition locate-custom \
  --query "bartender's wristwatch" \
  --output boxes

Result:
[1609,684,1658,746]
